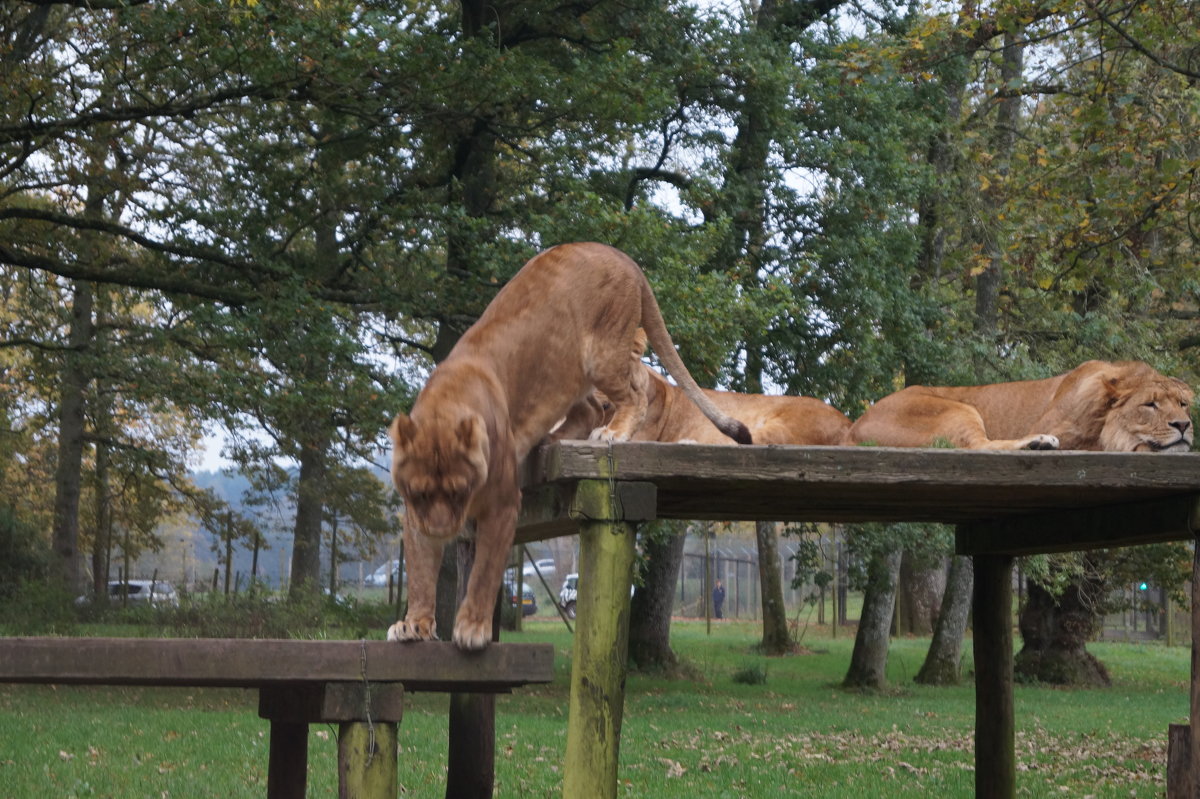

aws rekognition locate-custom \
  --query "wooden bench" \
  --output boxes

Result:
[0,637,554,798]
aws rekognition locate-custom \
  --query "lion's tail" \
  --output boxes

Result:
[638,279,753,445]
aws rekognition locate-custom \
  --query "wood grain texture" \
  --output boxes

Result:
[0,639,554,692]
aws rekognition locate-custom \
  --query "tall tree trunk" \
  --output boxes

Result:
[756,521,791,654]
[288,431,329,601]
[1015,560,1111,686]
[843,546,902,690]
[916,555,973,685]
[51,279,94,595]
[628,521,687,671]
[898,552,946,635]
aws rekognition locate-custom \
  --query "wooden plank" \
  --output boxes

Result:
[563,484,637,799]
[522,442,1200,527]
[0,639,554,691]
[515,480,656,542]
[973,553,1016,799]
[957,494,1200,556]
[259,683,405,723]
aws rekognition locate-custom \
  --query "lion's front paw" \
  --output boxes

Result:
[386,617,437,642]
[588,425,630,443]
[1023,434,1060,450]
[452,615,493,651]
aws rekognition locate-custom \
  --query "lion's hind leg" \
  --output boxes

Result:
[588,339,649,442]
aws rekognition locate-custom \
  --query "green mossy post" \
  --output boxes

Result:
[338,721,397,799]
[563,478,638,799]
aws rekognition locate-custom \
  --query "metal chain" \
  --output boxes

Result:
[359,638,376,768]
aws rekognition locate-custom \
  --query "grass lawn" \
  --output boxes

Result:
[0,619,1185,798]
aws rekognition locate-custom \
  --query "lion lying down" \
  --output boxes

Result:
[557,363,851,445]
[845,360,1194,452]
[386,243,752,650]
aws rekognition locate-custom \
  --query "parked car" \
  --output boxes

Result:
[559,573,578,619]
[365,559,402,587]
[522,557,556,580]
[557,572,632,620]
[76,580,179,607]
[506,581,537,617]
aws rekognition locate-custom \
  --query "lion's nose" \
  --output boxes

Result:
[1170,419,1192,434]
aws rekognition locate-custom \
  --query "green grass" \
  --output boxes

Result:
[0,621,1186,797]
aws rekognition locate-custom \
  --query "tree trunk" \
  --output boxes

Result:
[627,521,686,672]
[51,279,94,595]
[974,32,1024,335]
[288,434,329,601]
[756,521,791,654]
[843,547,902,690]
[916,555,974,685]
[1015,566,1111,686]
[898,552,946,635]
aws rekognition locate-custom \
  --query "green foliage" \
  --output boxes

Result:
[0,506,50,597]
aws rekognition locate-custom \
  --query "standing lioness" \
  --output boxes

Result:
[388,242,752,649]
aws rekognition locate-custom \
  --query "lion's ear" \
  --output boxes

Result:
[457,416,490,482]
[390,413,416,451]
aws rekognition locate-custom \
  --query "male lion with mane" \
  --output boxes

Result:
[845,360,1193,452]
[557,362,850,445]
[387,242,752,650]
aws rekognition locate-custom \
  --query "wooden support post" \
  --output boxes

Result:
[260,682,405,799]
[563,479,639,799]
[338,721,398,799]
[1190,541,1200,799]
[445,538,500,799]
[973,551,1015,799]
[267,720,308,799]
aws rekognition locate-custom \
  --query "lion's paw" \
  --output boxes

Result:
[386,617,436,643]
[588,425,630,443]
[452,616,493,651]
[1023,434,1060,451]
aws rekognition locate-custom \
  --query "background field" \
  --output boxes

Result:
[0,620,1185,798]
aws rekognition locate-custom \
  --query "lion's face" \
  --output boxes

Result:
[389,413,489,539]
[1100,374,1194,453]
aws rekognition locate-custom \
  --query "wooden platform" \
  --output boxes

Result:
[520,442,1200,553]
[516,441,1200,799]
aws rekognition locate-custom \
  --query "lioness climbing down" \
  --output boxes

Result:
[387,242,752,650]
[845,360,1193,452]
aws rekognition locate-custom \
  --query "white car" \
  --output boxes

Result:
[559,573,579,619]
[523,558,556,579]
[77,580,179,607]
[365,560,401,587]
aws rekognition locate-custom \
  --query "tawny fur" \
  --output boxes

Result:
[386,243,752,650]
[557,363,851,445]
[844,360,1194,453]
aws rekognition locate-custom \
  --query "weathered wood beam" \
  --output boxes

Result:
[515,479,656,542]
[563,480,639,799]
[973,552,1016,799]
[0,638,554,692]
[957,494,1200,556]
[523,443,1200,527]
